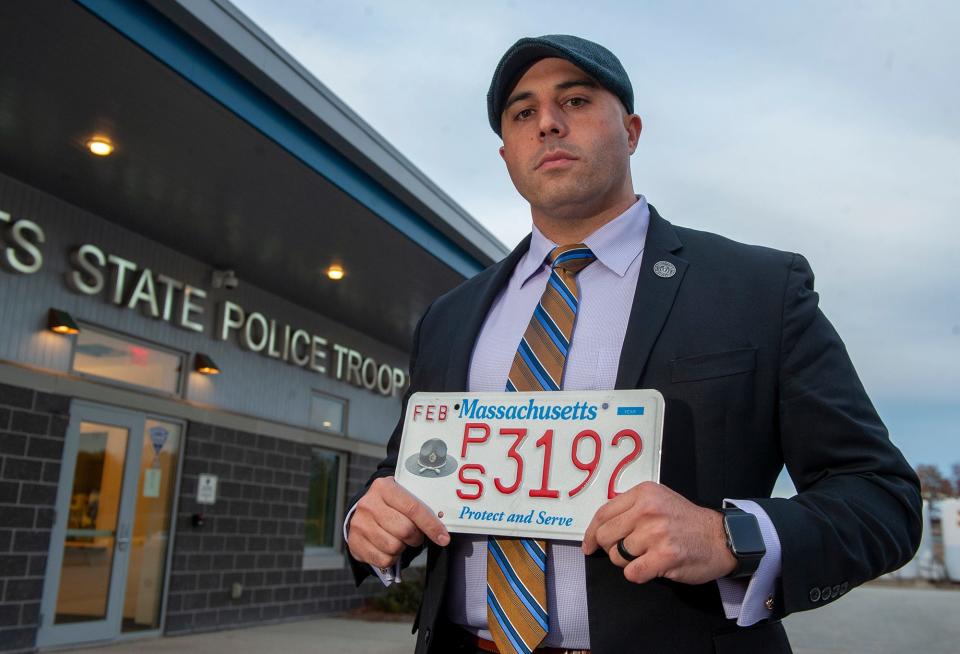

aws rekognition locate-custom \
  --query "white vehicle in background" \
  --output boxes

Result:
[941,498,960,582]
[886,499,952,582]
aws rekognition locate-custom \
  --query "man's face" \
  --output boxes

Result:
[498,57,641,220]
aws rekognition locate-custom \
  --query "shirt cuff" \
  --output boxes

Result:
[715,498,782,626]
[343,503,402,586]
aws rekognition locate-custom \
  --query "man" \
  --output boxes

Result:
[346,35,921,654]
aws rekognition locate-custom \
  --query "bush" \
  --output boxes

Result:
[368,566,425,614]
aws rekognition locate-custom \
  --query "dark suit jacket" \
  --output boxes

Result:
[349,206,921,654]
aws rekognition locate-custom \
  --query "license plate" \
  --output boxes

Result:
[394,390,664,541]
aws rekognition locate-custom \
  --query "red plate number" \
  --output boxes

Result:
[456,423,643,501]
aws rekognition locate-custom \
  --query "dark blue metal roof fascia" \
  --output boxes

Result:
[75,0,485,278]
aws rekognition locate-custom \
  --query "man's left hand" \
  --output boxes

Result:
[581,481,737,585]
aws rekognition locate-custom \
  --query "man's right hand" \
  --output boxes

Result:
[347,476,450,570]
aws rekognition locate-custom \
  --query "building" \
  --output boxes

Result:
[0,1,506,651]
[888,498,960,583]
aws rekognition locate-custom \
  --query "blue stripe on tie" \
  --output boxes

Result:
[534,305,569,356]
[518,340,558,391]
[520,539,547,570]
[553,246,591,259]
[505,379,517,392]
[487,589,529,654]
[553,250,593,266]
[517,341,557,391]
[488,540,549,629]
[547,273,578,312]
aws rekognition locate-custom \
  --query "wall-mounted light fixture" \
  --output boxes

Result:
[86,137,114,156]
[47,308,80,335]
[194,353,220,375]
[326,264,345,281]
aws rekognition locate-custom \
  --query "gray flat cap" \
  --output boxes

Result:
[487,34,634,137]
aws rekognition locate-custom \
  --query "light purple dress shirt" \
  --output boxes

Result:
[348,196,782,647]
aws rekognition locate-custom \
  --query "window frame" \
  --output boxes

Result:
[302,446,347,570]
[308,388,349,436]
[69,322,187,398]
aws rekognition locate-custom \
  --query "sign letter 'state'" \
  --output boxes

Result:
[395,390,664,541]
[0,207,407,397]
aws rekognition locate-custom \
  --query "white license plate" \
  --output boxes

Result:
[394,390,664,541]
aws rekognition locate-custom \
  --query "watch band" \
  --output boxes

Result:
[721,507,765,578]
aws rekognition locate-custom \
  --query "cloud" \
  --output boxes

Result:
[230,0,959,466]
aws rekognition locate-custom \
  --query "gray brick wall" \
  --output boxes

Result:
[347,450,383,503]
[164,422,385,635]
[0,383,68,653]
[0,379,390,648]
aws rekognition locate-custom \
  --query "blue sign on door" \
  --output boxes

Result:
[149,426,169,457]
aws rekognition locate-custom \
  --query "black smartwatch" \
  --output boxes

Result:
[720,507,766,578]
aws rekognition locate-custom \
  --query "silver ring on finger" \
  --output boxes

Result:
[617,538,638,562]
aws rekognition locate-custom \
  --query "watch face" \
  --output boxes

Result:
[726,512,766,556]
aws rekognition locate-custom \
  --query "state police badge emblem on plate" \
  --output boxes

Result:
[404,438,459,478]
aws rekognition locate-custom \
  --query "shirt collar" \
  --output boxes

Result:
[514,195,650,288]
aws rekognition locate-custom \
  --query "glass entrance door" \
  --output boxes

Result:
[38,403,182,648]
[121,417,181,633]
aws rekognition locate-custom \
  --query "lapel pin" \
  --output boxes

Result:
[653,261,677,278]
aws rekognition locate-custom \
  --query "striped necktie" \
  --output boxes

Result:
[487,243,596,654]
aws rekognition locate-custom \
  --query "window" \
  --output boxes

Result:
[72,326,183,395]
[309,391,347,434]
[304,448,343,553]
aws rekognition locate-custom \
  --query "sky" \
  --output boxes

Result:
[230,0,959,488]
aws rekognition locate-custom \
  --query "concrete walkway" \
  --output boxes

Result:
[74,618,415,654]
[784,585,959,654]
[69,585,958,654]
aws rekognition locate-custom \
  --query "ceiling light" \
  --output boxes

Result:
[194,353,220,375]
[326,265,345,281]
[48,308,80,335]
[86,137,114,156]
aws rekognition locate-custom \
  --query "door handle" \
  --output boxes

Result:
[117,524,131,552]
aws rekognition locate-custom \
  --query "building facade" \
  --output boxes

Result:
[0,1,505,651]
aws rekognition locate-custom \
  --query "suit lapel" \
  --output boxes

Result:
[615,206,688,389]
[443,234,532,391]
[441,207,687,392]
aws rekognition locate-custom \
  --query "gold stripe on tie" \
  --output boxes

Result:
[488,244,596,654]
